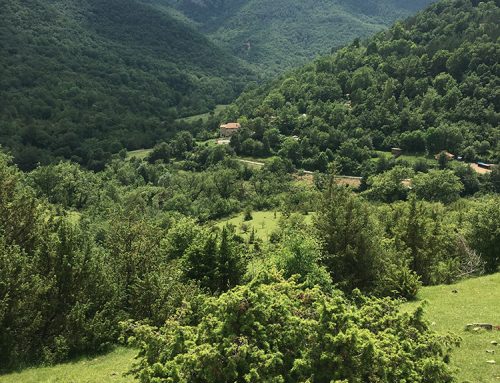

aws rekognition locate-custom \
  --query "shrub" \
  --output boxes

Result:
[124,277,458,383]
[243,208,253,221]
[412,170,463,204]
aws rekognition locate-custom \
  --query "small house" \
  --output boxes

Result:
[391,147,403,158]
[477,162,492,170]
[435,151,455,161]
[220,122,241,138]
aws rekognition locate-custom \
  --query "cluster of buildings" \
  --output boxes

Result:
[217,126,495,173]
[391,148,494,172]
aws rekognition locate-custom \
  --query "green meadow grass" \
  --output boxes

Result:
[176,104,229,123]
[404,273,500,383]
[219,210,283,241]
[218,210,314,241]
[0,347,137,383]
[374,150,437,167]
[126,148,153,160]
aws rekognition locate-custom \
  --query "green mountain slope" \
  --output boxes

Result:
[163,0,436,76]
[0,0,252,170]
[227,0,499,174]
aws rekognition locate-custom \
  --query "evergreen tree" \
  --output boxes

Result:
[126,276,457,383]
[182,233,218,292]
[314,172,382,291]
[216,227,241,292]
[468,200,500,273]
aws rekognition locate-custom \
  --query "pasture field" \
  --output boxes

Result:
[0,347,137,383]
[218,210,313,241]
[404,273,500,383]
[126,148,153,160]
[219,210,283,241]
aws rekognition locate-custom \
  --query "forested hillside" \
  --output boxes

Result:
[0,0,252,170]
[0,0,439,170]
[1,1,500,382]
[226,0,499,174]
[163,0,435,75]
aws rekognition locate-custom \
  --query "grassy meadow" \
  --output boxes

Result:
[218,210,283,241]
[405,273,500,383]
[218,210,314,241]
[126,148,153,160]
[0,348,137,383]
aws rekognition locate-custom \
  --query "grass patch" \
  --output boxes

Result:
[398,154,436,167]
[218,211,313,241]
[176,104,229,123]
[0,347,137,383]
[126,148,153,160]
[219,211,283,241]
[404,273,500,383]
[237,156,269,164]
[196,138,219,147]
[374,150,437,167]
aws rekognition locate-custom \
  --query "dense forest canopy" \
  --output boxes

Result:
[0,0,252,170]
[161,0,436,76]
[226,0,499,174]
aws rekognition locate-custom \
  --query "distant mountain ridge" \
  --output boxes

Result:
[0,0,439,170]
[161,0,436,76]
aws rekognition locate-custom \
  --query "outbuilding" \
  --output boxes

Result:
[391,147,403,158]
[435,151,455,161]
[220,122,241,137]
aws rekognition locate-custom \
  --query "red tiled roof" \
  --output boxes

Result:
[220,122,241,130]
